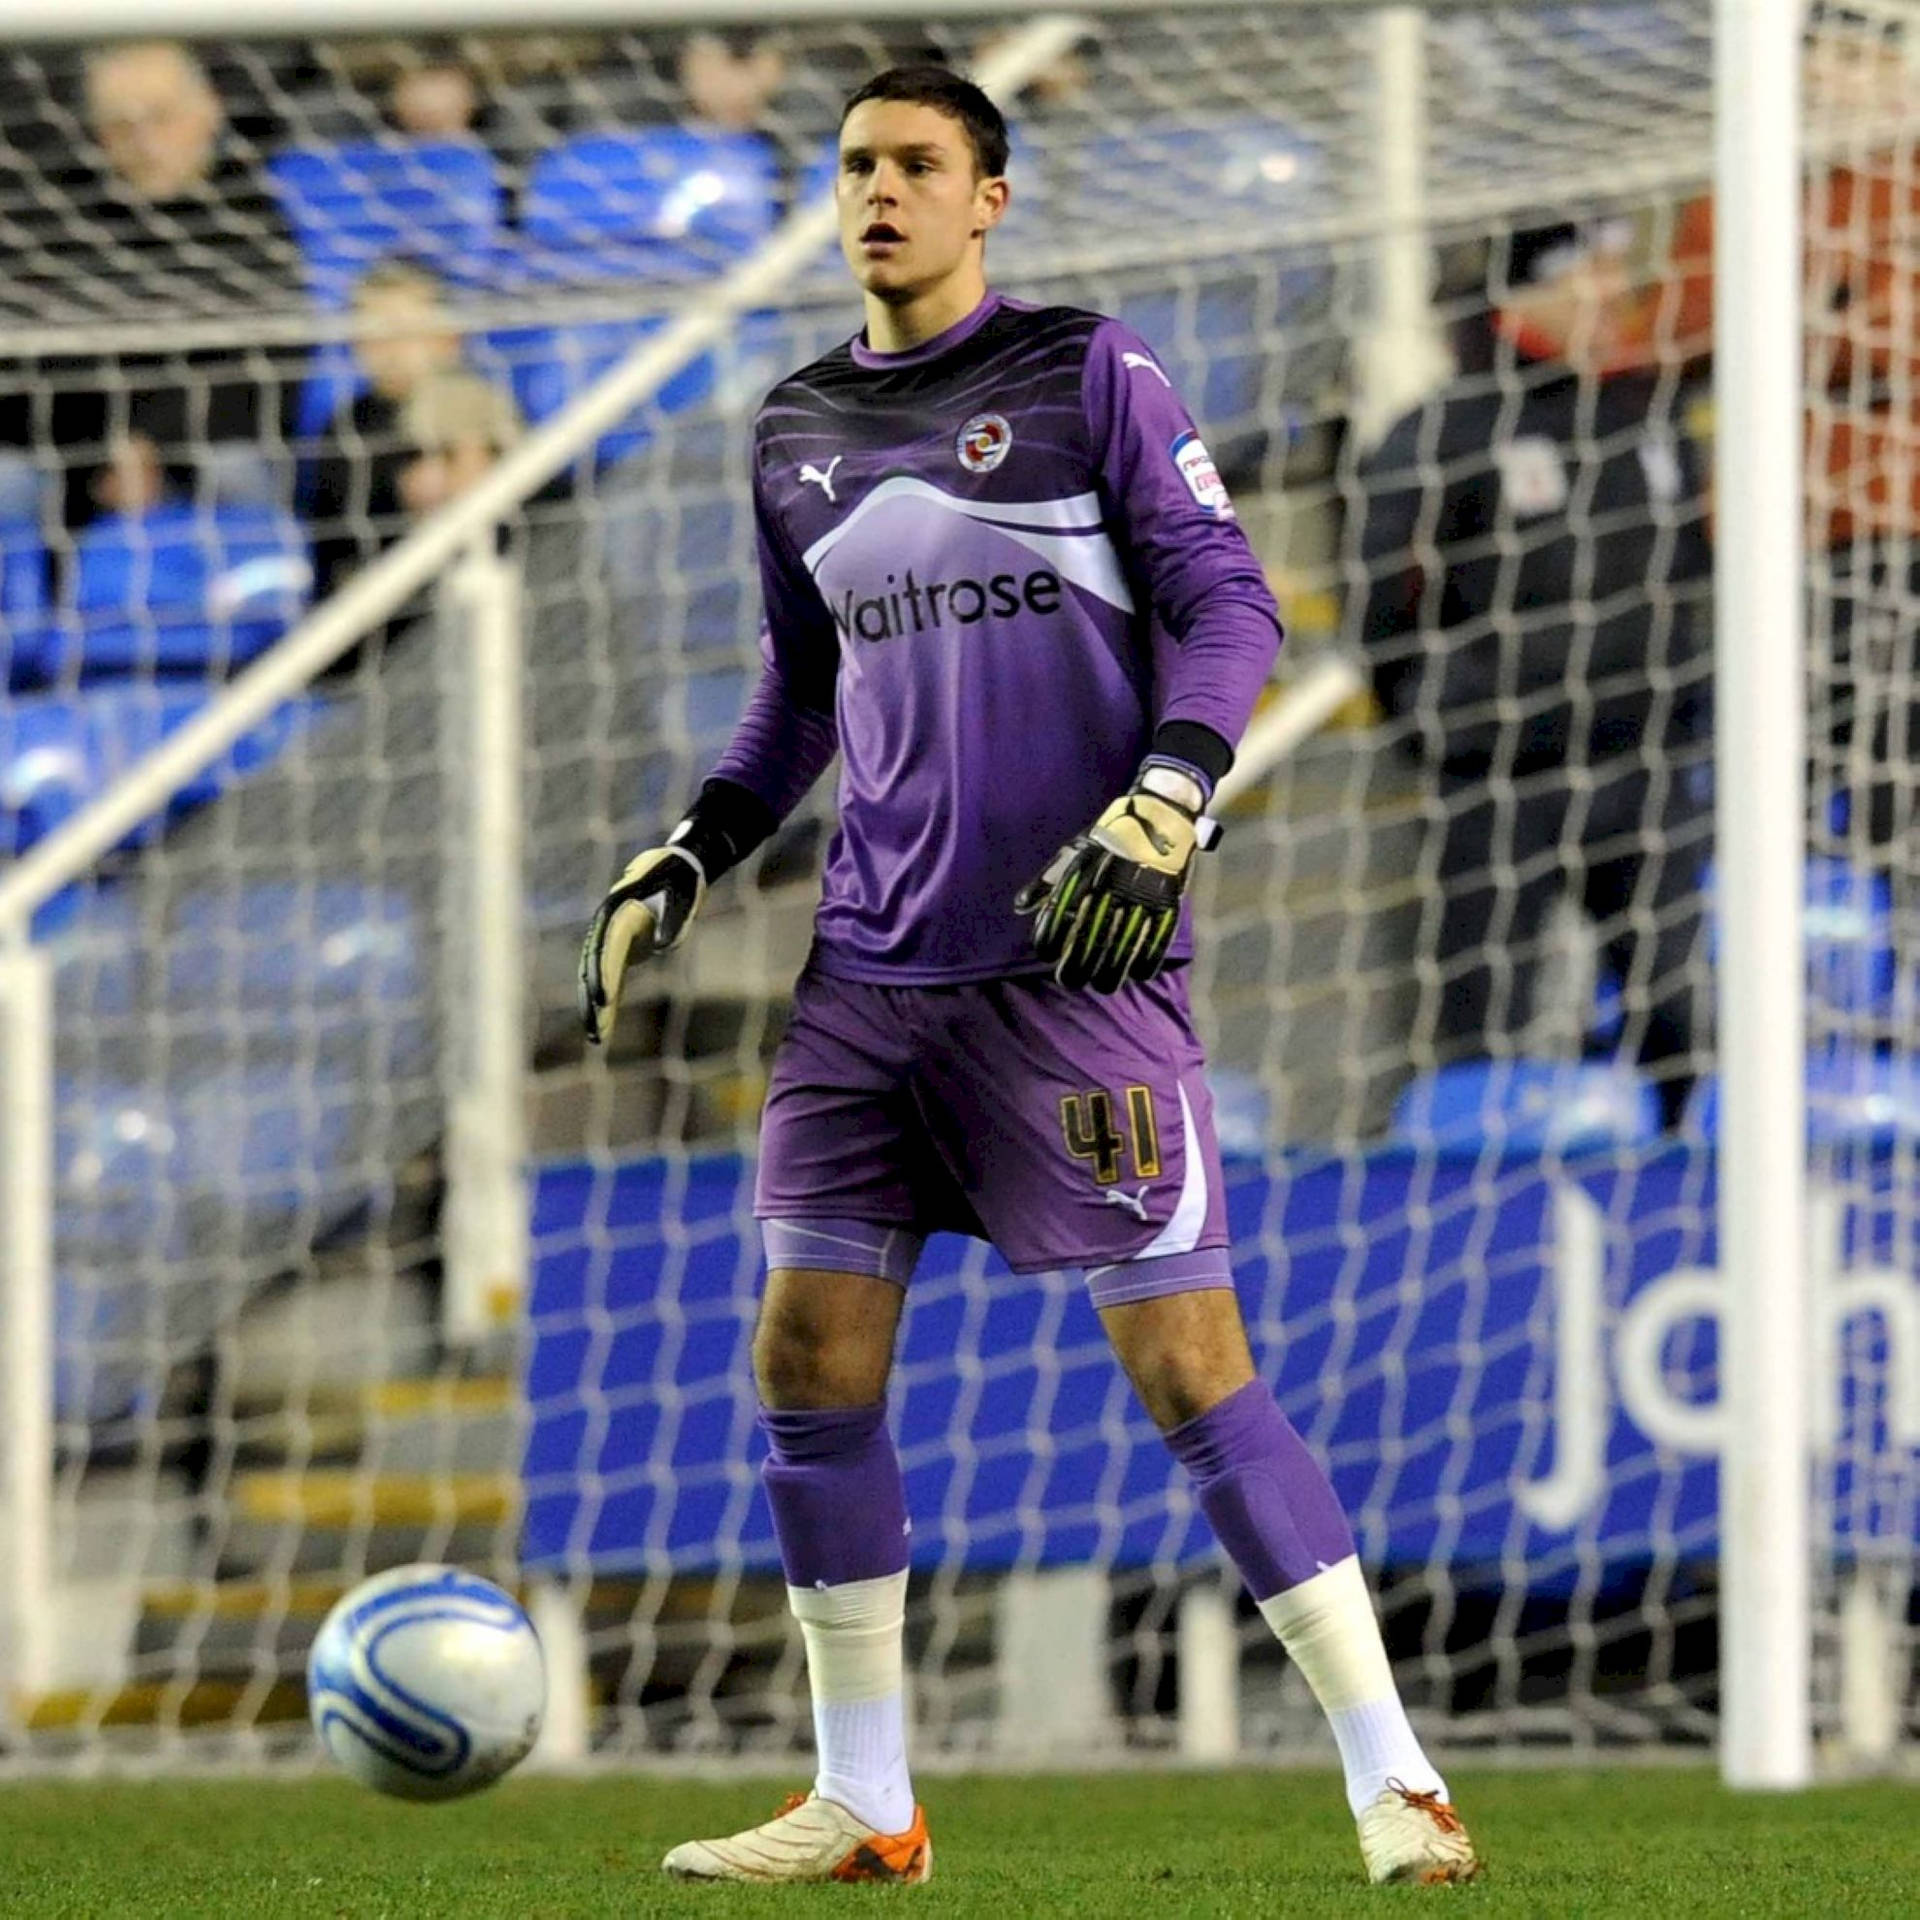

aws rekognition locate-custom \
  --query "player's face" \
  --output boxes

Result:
[835,100,1007,305]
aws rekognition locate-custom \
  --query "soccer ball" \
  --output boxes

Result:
[307,1564,546,1800]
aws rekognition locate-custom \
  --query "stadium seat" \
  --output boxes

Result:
[1702,854,1897,1021]
[59,502,313,682]
[1688,1050,1920,1149]
[1803,855,1896,1019]
[55,1061,366,1422]
[682,665,749,756]
[0,514,53,687]
[519,127,779,282]
[166,879,425,1030]
[484,317,715,470]
[0,686,325,856]
[42,883,140,1023]
[268,139,505,302]
[1067,117,1332,450]
[293,338,366,443]
[1388,1058,1663,1154]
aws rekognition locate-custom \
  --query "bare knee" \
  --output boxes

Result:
[1101,1287,1255,1432]
[753,1268,901,1408]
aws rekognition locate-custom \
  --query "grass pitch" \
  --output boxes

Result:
[1,1769,1911,1917]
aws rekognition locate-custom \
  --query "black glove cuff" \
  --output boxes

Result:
[1148,720,1234,792]
[674,778,780,884]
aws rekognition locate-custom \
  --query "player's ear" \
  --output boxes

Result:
[973,173,1009,237]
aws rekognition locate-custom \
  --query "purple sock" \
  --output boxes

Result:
[760,1402,911,1589]
[1164,1380,1355,1602]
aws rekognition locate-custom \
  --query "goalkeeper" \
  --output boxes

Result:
[581,64,1478,1890]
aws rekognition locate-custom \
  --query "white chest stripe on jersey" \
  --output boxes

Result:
[801,476,1133,613]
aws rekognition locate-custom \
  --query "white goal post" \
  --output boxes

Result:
[1711,0,1808,1791]
[0,0,1874,1784]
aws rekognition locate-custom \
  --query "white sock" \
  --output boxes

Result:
[1256,1555,1447,1818]
[788,1570,914,1834]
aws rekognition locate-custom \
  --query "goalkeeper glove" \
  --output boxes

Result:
[1015,765,1221,992]
[578,781,779,1047]
[578,839,706,1047]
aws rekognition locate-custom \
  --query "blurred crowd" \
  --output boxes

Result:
[0,24,947,650]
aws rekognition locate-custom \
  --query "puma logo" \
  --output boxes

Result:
[799,455,844,502]
[1121,350,1171,387]
[1104,1184,1153,1223]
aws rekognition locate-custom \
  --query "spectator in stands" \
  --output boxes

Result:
[667,28,822,215]
[396,368,522,520]
[90,430,170,521]
[310,360,519,669]
[1655,5,1920,854]
[389,56,484,140]
[0,40,304,533]
[675,30,787,135]
[66,427,314,680]
[307,260,467,599]
[1350,219,1715,1130]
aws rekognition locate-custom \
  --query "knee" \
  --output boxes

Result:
[1134,1360,1237,1433]
[752,1288,887,1408]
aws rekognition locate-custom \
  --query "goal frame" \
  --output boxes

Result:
[0,0,1813,1785]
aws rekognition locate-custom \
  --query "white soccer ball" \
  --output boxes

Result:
[307,1563,546,1801]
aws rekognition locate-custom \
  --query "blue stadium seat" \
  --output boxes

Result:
[1065,117,1331,443]
[55,1061,367,1422]
[520,128,778,282]
[294,338,366,443]
[713,308,821,412]
[268,139,504,302]
[42,883,140,1022]
[1389,1058,1663,1154]
[1071,116,1325,247]
[1702,855,1897,1022]
[0,514,53,687]
[61,501,313,681]
[682,666,749,757]
[484,317,714,470]
[1688,1051,1920,1149]
[1803,855,1896,1019]
[166,880,425,1033]
[0,687,325,855]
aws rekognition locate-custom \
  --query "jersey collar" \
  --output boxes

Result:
[851,290,1004,370]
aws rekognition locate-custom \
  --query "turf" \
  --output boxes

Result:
[1,1769,1912,1917]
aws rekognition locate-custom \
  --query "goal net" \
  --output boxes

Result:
[0,0,1911,1773]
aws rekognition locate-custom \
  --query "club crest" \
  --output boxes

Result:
[956,412,1012,474]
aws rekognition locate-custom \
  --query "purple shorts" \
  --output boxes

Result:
[756,964,1232,1309]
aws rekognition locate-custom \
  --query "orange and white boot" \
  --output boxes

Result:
[662,1791,931,1884]
[1356,1780,1481,1885]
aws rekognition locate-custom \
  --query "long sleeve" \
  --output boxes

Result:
[705,452,841,821]
[1081,318,1283,769]
[707,649,840,822]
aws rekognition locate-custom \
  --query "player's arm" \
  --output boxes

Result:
[1017,322,1282,991]
[580,455,840,1045]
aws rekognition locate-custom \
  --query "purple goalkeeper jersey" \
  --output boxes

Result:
[710,290,1283,983]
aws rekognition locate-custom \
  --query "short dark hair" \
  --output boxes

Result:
[839,64,1009,178]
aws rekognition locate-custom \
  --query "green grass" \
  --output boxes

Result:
[1,1770,1913,1918]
